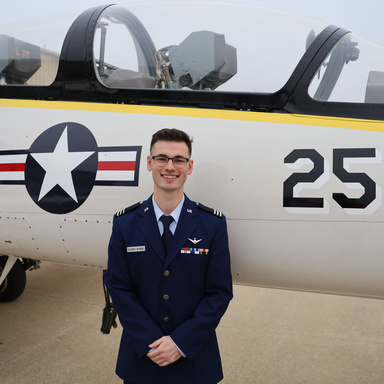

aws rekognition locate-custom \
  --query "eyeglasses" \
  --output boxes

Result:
[151,155,190,168]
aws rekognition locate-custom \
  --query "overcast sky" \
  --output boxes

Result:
[0,0,382,46]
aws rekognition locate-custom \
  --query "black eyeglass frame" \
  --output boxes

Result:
[150,155,190,167]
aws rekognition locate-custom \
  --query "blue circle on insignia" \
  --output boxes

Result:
[25,122,98,214]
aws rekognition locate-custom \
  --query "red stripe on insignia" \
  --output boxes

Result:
[97,161,136,171]
[0,163,25,172]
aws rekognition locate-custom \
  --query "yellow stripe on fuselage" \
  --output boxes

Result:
[1,98,384,133]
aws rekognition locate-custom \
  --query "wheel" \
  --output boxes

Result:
[0,256,26,302]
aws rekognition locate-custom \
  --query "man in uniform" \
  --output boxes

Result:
[105,128,233,384]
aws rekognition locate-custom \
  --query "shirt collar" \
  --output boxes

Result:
[152,194,185,225]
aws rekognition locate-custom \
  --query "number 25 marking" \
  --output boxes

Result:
[284,148,381,214]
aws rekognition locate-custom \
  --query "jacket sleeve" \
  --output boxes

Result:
[105,216,164,358]
[170,216,233,361]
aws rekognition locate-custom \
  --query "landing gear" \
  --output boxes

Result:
[0,256,26,302]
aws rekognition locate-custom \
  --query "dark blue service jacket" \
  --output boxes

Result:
[105,195,233,384]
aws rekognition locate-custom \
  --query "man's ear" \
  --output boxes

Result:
[147,155,152,171]
[188,159,193,175]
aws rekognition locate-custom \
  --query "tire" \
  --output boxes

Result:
[0,256,26,302]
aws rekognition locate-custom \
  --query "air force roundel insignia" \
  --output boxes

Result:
[0,122,142,214]
[25,123,98,214]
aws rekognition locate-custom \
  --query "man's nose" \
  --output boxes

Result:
[164,158,176,169]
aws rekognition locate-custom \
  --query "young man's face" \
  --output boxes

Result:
[147,140,193,194]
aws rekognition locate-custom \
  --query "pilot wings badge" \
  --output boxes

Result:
[188,238,202,245]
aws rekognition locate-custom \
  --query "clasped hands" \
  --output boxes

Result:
[147,335,182,367]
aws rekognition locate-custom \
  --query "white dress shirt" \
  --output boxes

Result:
[152,194,185,235]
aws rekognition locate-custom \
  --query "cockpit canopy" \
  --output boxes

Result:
[0,1,384,106]
[0,1,325,93]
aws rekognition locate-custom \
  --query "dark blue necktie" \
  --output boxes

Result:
[160,215,174,254]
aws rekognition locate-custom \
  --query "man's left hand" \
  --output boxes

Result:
[147,336,182,367]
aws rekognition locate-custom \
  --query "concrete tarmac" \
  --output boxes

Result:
[1,262,384,384]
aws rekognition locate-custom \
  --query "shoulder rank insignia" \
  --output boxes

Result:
[196,202,223,218]
[115,201,142,217]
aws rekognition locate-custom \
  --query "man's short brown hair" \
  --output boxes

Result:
[150,128,193,156]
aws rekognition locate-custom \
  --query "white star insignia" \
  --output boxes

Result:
[31,126,95,202]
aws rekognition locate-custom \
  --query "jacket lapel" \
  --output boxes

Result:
[165,196,197,267]
[138,197,166,261]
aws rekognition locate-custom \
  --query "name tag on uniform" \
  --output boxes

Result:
[127,246,146,253]
[180,247,209,255]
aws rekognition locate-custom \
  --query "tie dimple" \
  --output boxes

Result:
[160,215,174,254]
